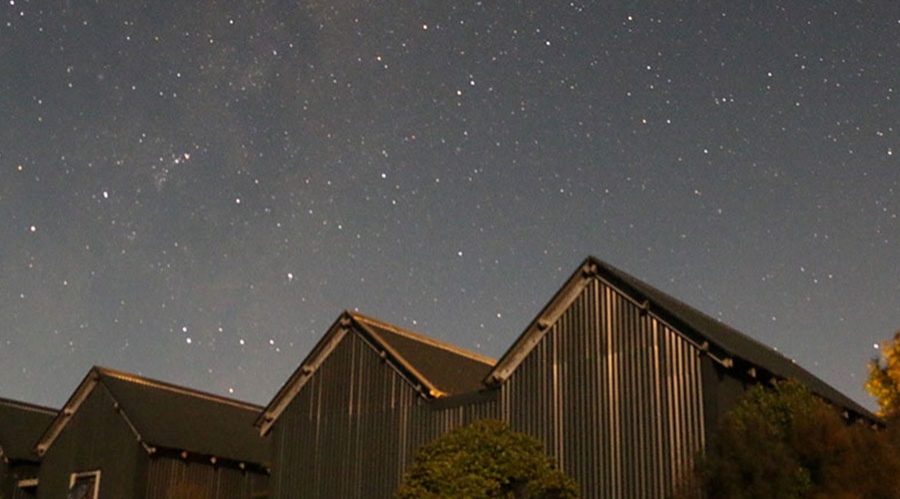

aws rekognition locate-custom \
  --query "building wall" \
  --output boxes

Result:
[37,385,147,499]
[143,457,268,499]
[270,331,501,499]
[700,356,756,442]
[271,332,423,498]
[494,278,706,498]
[270,278,710,498]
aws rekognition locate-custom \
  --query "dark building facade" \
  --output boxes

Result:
[259,257,876,498]
[0,397,57,499]
[0,257,877,498]
[35,367,270,499]
[256,312,497,498]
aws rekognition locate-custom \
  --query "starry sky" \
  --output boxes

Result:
[2,1,898,411]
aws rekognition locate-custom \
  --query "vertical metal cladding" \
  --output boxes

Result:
[272,332,419,498]
[270,276,705,498]
[270,331,500,499]
[143,458,266,499]
[36,385,148,499]
[500,278,705,498]
[271,334,500,498]
[11,485,33,499]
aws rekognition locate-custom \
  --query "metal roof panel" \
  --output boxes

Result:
[36,367,269,466]
[0,397,56,463]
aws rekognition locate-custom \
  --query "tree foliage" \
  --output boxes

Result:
[866,331,900,419]
[698,379,900,499]
[394,419,579,499]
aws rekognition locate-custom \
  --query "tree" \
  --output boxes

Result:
[699,381,819,498]
[394,419,579,499]
[866,331,900,419]
[697,379,900,499]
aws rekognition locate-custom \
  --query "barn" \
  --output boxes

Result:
[0,397,57,499]
[256,311,497,497]
[257,256,875,498]
[34,367,270,499]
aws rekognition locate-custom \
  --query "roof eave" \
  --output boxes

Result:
[145,445,270,474]
[0,397,59,416]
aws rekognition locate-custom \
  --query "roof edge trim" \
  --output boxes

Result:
[0,397,58,416]
[352,316,447,398]
[97,367,262,412]
[350,312,496,366]
[255,314,352,435]
[486,260,595,385]
[591,273,736,369]
[96,382,155,455]
[35,368,102,457]
[486,258,736,387]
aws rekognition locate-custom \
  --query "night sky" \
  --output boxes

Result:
[2,1,898,412]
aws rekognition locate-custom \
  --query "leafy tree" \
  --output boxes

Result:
[697,379,900,499]
[700,381,818,498]
[394,419,578,499]
[866,331,900,419]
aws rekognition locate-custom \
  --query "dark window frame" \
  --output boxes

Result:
[67,470,101,499]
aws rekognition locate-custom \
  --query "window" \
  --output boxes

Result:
[67,470,100,499]
[15,478,38,498]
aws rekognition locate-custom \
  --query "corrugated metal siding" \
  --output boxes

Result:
[36,386,147,499]
[410,394,500,469]
[271,330,502,499]
[270,278,705,498]
[144,457,266,499]
[272,332,421,498]
[11,485,38,499]
[498,279,705,498]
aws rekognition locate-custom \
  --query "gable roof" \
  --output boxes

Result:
[487,256,876,421]
[0,397,57,464]
[35,367,268,468]
[354,313,495,395]
[256,311,495,435]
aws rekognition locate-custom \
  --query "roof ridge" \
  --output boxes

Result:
[0,396,58,415]
[95,367,262,412]
[349,311,496,366]
[587,256,798,363]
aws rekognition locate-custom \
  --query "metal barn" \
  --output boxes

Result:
[258,256,875,498]
[34,367,270,499]
[0,397,57,499]
[257,312,498,497]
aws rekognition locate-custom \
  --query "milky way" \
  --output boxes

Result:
[1,1,898,410]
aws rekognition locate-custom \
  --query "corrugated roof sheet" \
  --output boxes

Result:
[95,369,268,464]
[37,367,268,466]
[0,397,56,463]
[352,313,495,396]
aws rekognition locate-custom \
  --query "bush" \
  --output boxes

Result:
[395,419,578,499]
[698,380,900,499]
